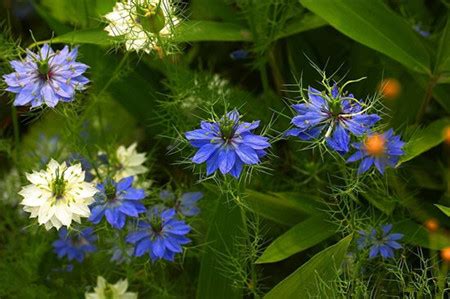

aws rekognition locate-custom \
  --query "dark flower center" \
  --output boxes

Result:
[219,117,237,143]
[150,218,163,235]
[104,181,117,202]
[37,60,53,81]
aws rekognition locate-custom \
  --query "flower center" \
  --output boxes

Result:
[104,180,117,202]
[37,60,53,81]
[150,218,163,235]
[51,169,66,200]
[136,2,166,34]
[219,117,237,143]
[329,100,342,117]
[364,134,386,156]
[103,284,114,299]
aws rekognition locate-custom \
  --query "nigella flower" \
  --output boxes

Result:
[126,208,191,262]
[3,44,89,108]
[95,143,148,182]
[104,0,180,53]
[19,159,97,230]
[85,276,138,299]
[347,129,405,174]
[286,85,381,154]
[185,110,270,178]
[159,190,202,217]
[53,227,97,263]
[89,176,146,229]
[357,224,403,259]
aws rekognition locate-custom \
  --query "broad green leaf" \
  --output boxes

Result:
[275,14,327,40]
[43,29,111,47]
[398,118,450,165]
[435,204,450,217]
[196,198,243,299]
[264,235,352,299]
[395,220,450,250]
[300,0,431,74]
[436,17,450,75]
[244,190,323,226]
[256,215,337,264]
[174,21,252,42]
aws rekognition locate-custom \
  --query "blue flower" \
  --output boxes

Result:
[185,110,270,178]
[3,44,89,108]
[52,227,97,263]
[160,190,202,217]
[230,49,249,60]
[347,129,405,174]
[357,224,403,259]
[286,85,381,154]
[89,176,146,229]
[126,208,191,262]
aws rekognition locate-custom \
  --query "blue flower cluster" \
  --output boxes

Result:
[126,208,191,262]
[286,83,405,174]
[185,110,270,178]
[3,44,89,108]
[53,227,97,263]
[357,224,403,259]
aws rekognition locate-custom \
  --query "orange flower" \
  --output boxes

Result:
[379,78,401,100]
[443,126,450,145]
[441,247,450,262]
[424,218,439,232]
[364,134,386,156]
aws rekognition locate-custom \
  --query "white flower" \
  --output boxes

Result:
[104,0,180,53]
[85,276,137,299]
[19,159,97,230]
[95,143,148,182]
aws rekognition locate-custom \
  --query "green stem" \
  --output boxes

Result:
[416,75,439,123]
[11,106,20,166]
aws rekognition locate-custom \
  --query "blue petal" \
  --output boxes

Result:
[117,176,134,191]
[235,144,259,164]
[242,134,270,150]
[134,239,151,256]
[126,230,149,243]
[192,143,219,164]
[218,148,236,174]
[326,124,350,153]
[358,157,374,174]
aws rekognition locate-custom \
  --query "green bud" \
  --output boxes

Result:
[38,61,50,76]
[136,2,166,34]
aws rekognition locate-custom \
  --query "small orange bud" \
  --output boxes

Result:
[379,78,401,100]
[364,134,386,156]
[443,126,450,145]
[441,247,450,262]
[424,218,439,232]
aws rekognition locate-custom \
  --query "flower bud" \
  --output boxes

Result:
[441,247,450,262]
[379,78,401,100]
[424,218,439,232]
[443,126,450,145]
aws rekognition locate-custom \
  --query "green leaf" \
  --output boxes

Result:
[436,17,450,75]
[244,190,324,226]
[196,198,243,299]
[300,0,431,74]
[47,29,111,46]
[264,235,352,299]
[174,21,252,42]
[275,14,327,40]
[398,118,450,165]
[256,215,337,264]
[395,220,450,250]
[435,204,450,217]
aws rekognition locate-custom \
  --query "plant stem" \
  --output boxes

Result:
[11,106,20,166]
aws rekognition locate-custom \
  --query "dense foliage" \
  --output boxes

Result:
[0,0,450,298]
